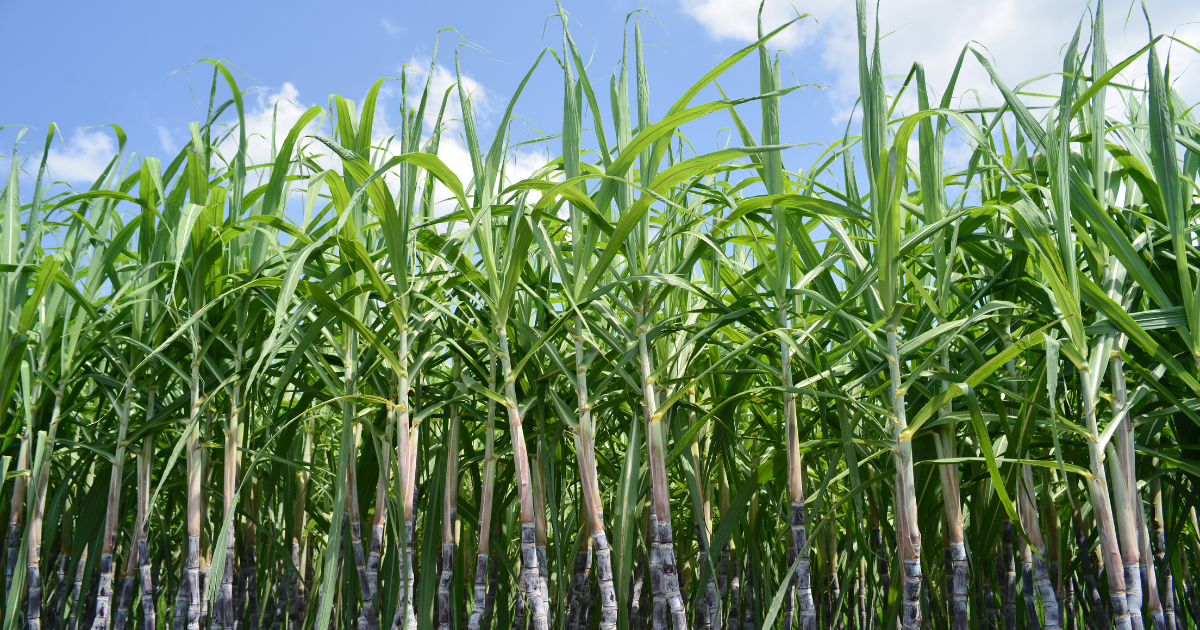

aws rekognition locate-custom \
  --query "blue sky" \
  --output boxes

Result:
[3,0,1198,192]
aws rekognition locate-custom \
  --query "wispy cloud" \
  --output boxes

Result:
[401,56,493,130]
[681,0,1200,123]
[156,124,177,154]
[387,58,547,215]
[382,18,403,36]
[45,128,118,184]
[679,0,815,49]
[214,82,334,181]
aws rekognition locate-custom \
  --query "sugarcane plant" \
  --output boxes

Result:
[3,2,1200,630]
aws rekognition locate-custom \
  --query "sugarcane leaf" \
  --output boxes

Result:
[907,319,1059,436]
[962,385,1023,524]
[1079,275,1200,396]
[17,255,60,333]
[920,457,1091,478]
[583,145,798,296]
[1119,348,1200,431]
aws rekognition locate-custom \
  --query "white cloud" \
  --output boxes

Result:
[214,82,340,188]
[207,66,545,222]
[156,124,177,154]
[392,58,546,216]
[412,128,550,218]
[402,57,492,131]
[45,128,117,184]
[219,82,318,167]
[682,0,1200,122]
[680,0,817,49]
[382,18,403,36]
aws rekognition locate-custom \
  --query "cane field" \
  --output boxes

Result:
[2,1,1200,630]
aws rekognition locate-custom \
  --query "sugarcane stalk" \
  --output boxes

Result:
[648,490,667,630]
[933,426,967,630]
[1106,351,1146,630]
[365,427,389,630]
[593,525,616,630]
[339,328,376,630]
[469,361,497,630]
[647,504,664,630]
[495,327,548,630]
[699,516,720,630]
[214,342,244,630]
[289,424,310,630]
[138,379,158,630]
[822,521,840,630]
[887,325,923,630]
[580,541,596,630]
[1019,465,1060,630]
[925,572,943,630]
[721,469,739,630]
[347,436,370,630]
[1132,463,1166,630]
[684,400,718,630]
[1000,521,1017,630]
[174,551,189,630]
[856,559,866,630]
[1151,479,1176,630]
[244,482,260,630]
[51,510,73,630]
[1019,521,1041,630]
[7,435,29,601]
[185,358,203,630]
[635,305,686,630]
[1077,366,1133,630]
[1110,344,1166,630]
[532,443,550,630]
[934,320,964,629]
[1065,576,1077,630]
[630,550,645,630]
[67,546,88,630]
[200,548,210,629]
[466,525,491,630]
[391,327,418,630]
[273,580,286,630]
[741,553,754,630]
[1041,470,1063,612]
[509,588,524,630]
[1136,498,1167,630]
[483,550,497,630]
[1069,490,1108,630]
[775,172,815,630]
[570,316,618,630]
[90,378,134,630]
[566,528,592,630]
[28,392,63,630]
[869,499,889,630]
[982,555,997,630]
[1107,444,1144,630]
[113,540,135,630]
[565,526,587,630]
[437,360,461,630]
